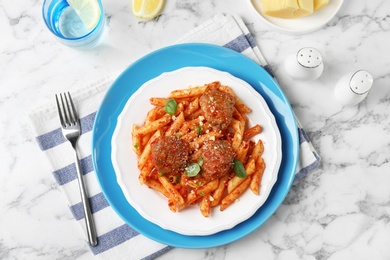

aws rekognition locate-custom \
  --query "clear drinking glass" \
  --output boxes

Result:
[42,0,105,49]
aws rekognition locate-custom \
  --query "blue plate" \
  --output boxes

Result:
[92,43,299,248]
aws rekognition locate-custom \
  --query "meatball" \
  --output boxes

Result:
[200,140,235,181]
[151,136,189,175]
[199,88,235,131]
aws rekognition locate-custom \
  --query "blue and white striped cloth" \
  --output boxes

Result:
[30,13,320,260]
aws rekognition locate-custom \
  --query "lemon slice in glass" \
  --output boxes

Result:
[67,0,101,31]
[132,0,165,19]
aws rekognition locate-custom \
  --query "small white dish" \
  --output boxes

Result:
[250,0,344,34]
[111,66,282,236]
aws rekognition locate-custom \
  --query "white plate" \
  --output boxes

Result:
[250,0,344,34]
[111,67,282,236]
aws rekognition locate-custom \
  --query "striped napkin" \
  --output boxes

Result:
[30,13,320,260]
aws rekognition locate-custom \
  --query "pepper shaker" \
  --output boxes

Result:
[334,70,374,107]
[284,47,324,80]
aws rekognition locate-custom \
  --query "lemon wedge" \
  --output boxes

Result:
[132,0,165,19]
[67,0,101,30]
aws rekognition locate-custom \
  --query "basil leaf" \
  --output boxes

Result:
[164,99,177,115]
[233,159,246,178]
[185,163,201,177]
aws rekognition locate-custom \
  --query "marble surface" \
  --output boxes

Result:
[1,0,390,259]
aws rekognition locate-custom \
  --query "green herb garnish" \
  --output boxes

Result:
[194,125,202,135]
[185,163,201,177]
[233,159,247,178]
[197,156,203,167]
[164,99,177,115]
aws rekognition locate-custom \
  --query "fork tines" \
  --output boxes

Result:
[55,92,79,127]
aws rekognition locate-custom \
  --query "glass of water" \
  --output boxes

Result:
[42,0,105,49]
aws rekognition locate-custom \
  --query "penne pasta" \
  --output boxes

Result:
[130,81,265,217]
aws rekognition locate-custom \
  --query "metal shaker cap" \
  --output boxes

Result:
[350,70,373,95]
[297,47,323,68]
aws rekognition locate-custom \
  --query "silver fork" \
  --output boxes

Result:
[55,92,98,247]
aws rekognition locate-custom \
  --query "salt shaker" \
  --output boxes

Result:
[284,47,324,80]
[334,70,374,107]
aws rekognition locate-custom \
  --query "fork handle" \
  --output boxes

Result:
[74,149,98,247]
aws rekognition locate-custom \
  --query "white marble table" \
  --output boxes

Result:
[1,0,390,259]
